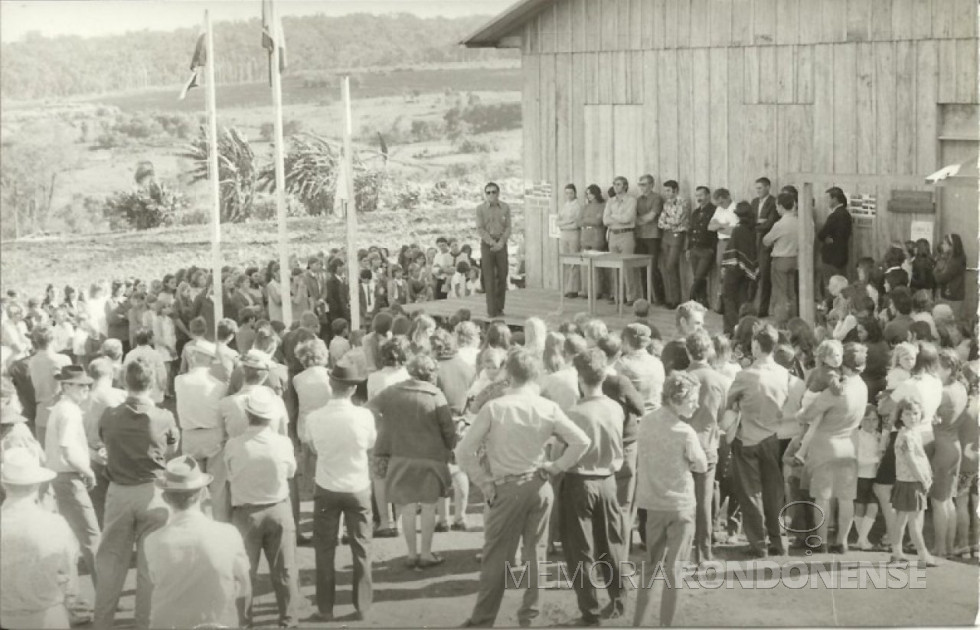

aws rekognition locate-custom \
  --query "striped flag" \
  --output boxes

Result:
[261,0,287,86]
[178,32,206,100]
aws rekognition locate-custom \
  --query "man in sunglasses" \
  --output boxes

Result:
[475,182,512,317]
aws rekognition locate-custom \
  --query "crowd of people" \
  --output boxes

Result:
[0,178,978,629]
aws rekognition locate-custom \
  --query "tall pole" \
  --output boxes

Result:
[342,76,360,332]
[270,0,292,325]
[205,10,223,334]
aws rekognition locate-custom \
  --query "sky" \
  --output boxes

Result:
[0,0,515,42]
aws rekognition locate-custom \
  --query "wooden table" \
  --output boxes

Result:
[590,253,654,316]
[558,252,595,313]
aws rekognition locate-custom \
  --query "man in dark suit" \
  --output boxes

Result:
[304,257,330,339]
[817,187,853,300]
[751,177,777,317]
[325,257,350,329]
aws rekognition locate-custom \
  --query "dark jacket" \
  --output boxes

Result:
[325,275,350,324]
[370,380,456,462]
[601,372,644,446]
[817,205,853,269]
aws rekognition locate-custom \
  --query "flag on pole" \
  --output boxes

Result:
[262,0,287,86]
[178,32,206,100]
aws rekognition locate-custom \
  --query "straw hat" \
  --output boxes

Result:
[156,456,213,492]
[1,447,56,486]
[244,387,280,420]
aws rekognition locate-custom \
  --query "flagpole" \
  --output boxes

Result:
[204,10,223,334]
[270,0,292,326]
[342,76,360,332]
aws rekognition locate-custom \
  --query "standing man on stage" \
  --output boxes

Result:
[634,175,665,304]
[751,177,777,317]
[603,176,639,306]
[475,182,512,318]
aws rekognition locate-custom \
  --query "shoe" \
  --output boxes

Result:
[828,543,846,554]
[340,534,350,544]
[296,534,313,547]
[888,555,910,566]
[305,611,334,623]
[374,526,399,538]
[405,556,419,569]
[601,601,626,620]
[564,292,578,298]
[417,554,446,569]
[569,616,601,627]
[450,521,468,532]
[917,556,941,568]
[855,540,873,551]
[746,547,768,559]
[768,544,786,556]
[434,522,449,533]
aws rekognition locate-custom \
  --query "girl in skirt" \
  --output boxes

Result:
[889,397,940,567]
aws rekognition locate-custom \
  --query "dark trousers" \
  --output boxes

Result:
[692,462,717,563]
[770,256,799,320]
[232,500,300,626]
[688,247,715,307]
[481,242,508,316]
[722,268,752,334]
[731,435,785,552]
[755,245,773,315]
[313,485,373,617]
[90,461,111,528]
[662,232,686,306]
[716,439,740,536]
[636,237,664,303]
[53,472,101,584]
[558,474,626,622]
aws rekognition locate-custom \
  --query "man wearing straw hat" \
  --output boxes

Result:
[225,387,302,627]
[46,365,100,594]
[1,447,80,629]
[144,455,251,630]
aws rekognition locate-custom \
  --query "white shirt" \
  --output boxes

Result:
[175,368,227,432]
[540,367,581,412]
[710,202,738,240]
[457,346,480,371]
[433,251,455,282]
[307,398,377,493]
[45,398,90,474]
[224,426,296,506]
[219,385,288,440]
[293,366,332,443]
[367,366,409,401]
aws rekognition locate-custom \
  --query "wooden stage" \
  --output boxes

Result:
[401,288,723,339]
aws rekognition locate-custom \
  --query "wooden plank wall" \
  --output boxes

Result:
[519,0,979,290]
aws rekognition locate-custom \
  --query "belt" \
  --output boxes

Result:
[582,225,601,230]
[609,227,634,234]
[234,498,287,510]
[565,471,613,480]
[493,469,548,487]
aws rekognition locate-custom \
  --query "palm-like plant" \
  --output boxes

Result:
[181,126,257,223]
[257,132,387,216]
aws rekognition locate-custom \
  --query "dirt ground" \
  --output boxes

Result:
[78,498,980,628]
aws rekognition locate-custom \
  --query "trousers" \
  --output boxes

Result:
[467,475,553,627]
[635,237,664,303]
[52,472,101,585]
[313,485,373,616]
[559,230,581,295]
[688,246,715,307]
[770,256,799,320]
[232,500,301,626]
[692,462,717,563]
[94,482,170,630]
[661,232,687,306]
[607,232,639,303]
[481,242,509,317]
[731,435,785,552]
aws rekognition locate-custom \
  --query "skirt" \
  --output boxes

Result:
[874,432,899,485]
[891,480,927,513]
[385,456,451,505]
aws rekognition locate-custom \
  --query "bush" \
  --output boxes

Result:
[103,182,189,231]
[456,137,495,154]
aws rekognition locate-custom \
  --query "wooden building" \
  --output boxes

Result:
[464,0,979,315]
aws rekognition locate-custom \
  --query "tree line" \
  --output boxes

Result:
[1,13,513,101]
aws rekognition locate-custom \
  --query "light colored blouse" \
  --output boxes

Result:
[558,198,584,231]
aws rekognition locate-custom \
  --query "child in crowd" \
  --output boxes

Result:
[51,306,75,355]
[911,290,939,339]
[890,397,939,567]
[794,339,844,463]
[853,405,882,550]
[466,264,482,295]
[449,261,471,299]
[387,264,408,306]
[818,275,850,328]
[407,264,430,303]
[710,334,741,381]
[328,318,351,369]
[886,342,918,393]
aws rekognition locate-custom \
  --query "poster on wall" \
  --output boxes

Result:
[848,194,877,228]
[548,213,560,239]
[910,220,934,247]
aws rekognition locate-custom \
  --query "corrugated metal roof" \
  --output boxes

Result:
[460,0,553,48]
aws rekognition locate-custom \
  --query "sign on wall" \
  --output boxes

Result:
[910,220,934,247]
[848,194,877,218]
[548,213,560,239]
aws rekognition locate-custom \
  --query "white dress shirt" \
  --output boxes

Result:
[175,367,227,431]
[307,398,377,493]
[44,398,89,474]
[218,385,289,440]
[709,202,738,240]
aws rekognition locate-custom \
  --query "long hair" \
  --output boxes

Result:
[585,184,605,203]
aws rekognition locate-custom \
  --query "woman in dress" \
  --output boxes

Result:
[580,184,608,299]
[265,261,284,324]
[294,338,333,502]
[929,348,968,557]
[857,316,890,403]
[369,354,456,569]
[933,233,967,318]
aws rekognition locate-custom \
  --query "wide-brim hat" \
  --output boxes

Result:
[54,365,93,386]
[1,447,56,485]
[240,349,270,370]
[244,387,280,420]
[329,361,367,384]
[156,455,213,492]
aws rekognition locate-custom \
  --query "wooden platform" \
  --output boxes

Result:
[401,288,723,339]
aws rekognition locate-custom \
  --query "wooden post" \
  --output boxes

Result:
[204,10,223,332]
[269,0,291,326]
[798,182,815,323]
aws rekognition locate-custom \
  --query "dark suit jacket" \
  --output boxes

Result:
[817,205,853,268]
[752,195,779,247]
[325,275,350,324]
[305,271,327,305]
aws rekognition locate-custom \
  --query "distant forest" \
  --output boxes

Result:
[0,13,515,101]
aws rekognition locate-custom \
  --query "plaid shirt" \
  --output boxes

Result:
[657,197,691,233]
